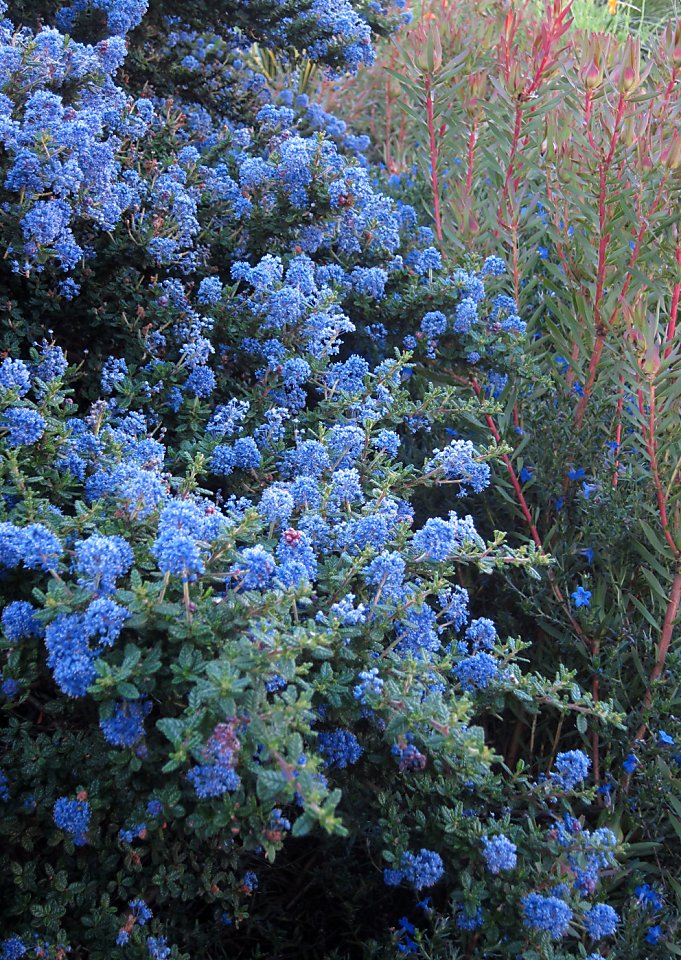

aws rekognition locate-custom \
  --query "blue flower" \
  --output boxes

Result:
[0,937,27,960]
[635,884,663,911]
[465,618,496,650]
[1,601,43,642]
[74,534,133,593]
[554,750,590,789]
[572,586,591,608]
[481,835,517,874]
[1,408,46,448]
[584,903,619,940]
[0,359,30,396]
[400,849,444,890]
[373,429,400,457]
[454,653,499,691]
[45,614,97,697]
[522,893,573,939]
[623,753,639,773]
[658,730,675,746]
[147,936,171,960]
[101,357,128,395]
[363,551,405,601]
[53,796,90,846]
[412,517,458,561]
[101,699,151,748]
[188,764,240,798]
[646,925,663,944]
[318,729,362,768]
[481,256,506,276]
[83,598,129,647]
[420,311,447,338]
[568,467,586,480]
[424,440,490,495]
[229,546,276,591]
[1,678,20,698]
[152,531,205,581]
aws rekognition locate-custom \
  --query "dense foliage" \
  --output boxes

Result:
[0,0,679,958]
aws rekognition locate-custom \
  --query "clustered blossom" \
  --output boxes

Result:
[0,0,635,955]
[188,721,242,798]
[424,440,491,495]
[522,893,573,939]
[481,835,517,874]
[384,849,444,890]
[584,903,620,940]
[553,750,591,790]
[100,698,151,747]
[317,729,363,768]
[53,796,91,846]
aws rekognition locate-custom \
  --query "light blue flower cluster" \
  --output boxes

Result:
[553,750,591,790]
[522,893,573,939]
[481,835,517,874]
[385,849,444,890]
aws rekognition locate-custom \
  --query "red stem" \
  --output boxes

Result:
[425,76,443,246]
[636,570,681,741]
[470,380,542,549]
[642,380,680,557]
[574,95,627,428]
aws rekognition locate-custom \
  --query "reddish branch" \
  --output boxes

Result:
[574,94,626,429]
[636,571,681,741]
[469,378,600,777]
[633,372,681,740]
[424,75,443,246]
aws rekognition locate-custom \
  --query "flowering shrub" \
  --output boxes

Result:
[0,0,677,958]
[317,0,681,954]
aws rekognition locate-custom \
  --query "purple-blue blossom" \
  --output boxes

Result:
[424,440,491,495]
[74,534,133,593]
[317,729,362,768]
[0,937,27,960]
[390,849,444,890]
[521,893,573,939]
[1,408,46,448]
[572,585,592,607]
[584,904,619,940]
[481,835,517,874]
[554,749,591,789]
[454,653,499,691]
[101,699,151,747]
[1,601,43,642]
[53,796,91,846]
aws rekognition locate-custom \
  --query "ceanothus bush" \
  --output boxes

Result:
[0,0,639,957]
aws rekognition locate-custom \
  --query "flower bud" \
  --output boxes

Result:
[661,133,681,171]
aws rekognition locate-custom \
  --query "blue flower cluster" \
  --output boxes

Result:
[552,750,591,790]
[53,795,91,846]
[481,835,517,874]
[0,1,626,955]
[385,849,444,891]
[188,720,242,798]
[317,729,363,769]
[522,893,573,939]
